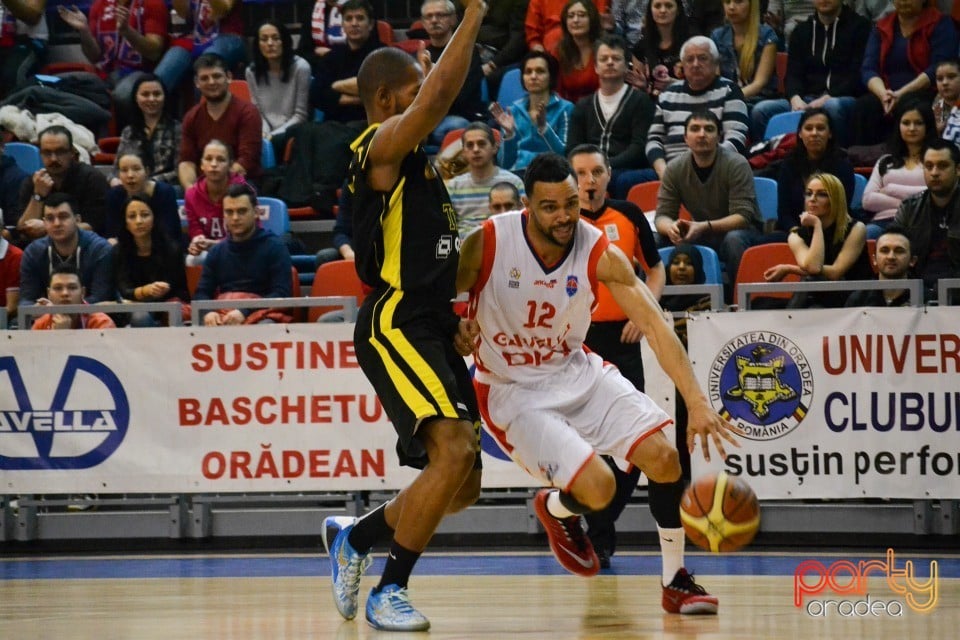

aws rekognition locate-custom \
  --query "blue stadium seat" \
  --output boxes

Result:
[256,197,290,236]
[262,139,276,169]
[496,68,525,106]
[5,142,42,173]
[763,111,801,140]
[659,244,723,286]
[754,176,778,228]
[851,173,867,211]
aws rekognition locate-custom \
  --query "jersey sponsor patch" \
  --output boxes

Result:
[603,223,620,242]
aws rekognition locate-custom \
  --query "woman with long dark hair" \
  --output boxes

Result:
[114,194,189,326]
[106,151,181,244]
[862,98,937,238]
[553,0,602,103]
[110,74,182,187]
[774,108,855,237]
[630,0,693,99]
[245,19,311,154]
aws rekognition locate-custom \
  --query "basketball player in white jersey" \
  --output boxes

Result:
[454,152,741,615]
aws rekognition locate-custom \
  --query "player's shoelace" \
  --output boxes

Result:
[672,569,709,594]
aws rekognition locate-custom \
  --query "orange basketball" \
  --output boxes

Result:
[680,472,760,553]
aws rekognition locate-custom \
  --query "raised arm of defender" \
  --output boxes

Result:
[365,0,488,190]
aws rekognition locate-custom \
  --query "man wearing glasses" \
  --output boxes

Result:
[16,125,110,240]
[18,192,114,307]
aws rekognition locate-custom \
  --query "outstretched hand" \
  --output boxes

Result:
[685,403,743,462]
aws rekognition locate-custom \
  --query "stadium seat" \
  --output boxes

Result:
[4,142,42,173]
[659,244,723,286]
[228,79,251,102]
[392,39,428,55]
[39,61,99,76]
[262,139,276,169]
[93,136,120,165]
[851,173,867,211]
[256,197,291,236]
[763,111,801,140]
[753,176,778,230]
[496,68,525,106]
[626,181,660,212]
[866,238,877,274]
[309,260,366,322]
[376,20,395,45]
[186,264,202,298]
[734,242,800,306]
[776,52,787,96]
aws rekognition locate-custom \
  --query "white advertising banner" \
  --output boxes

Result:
[687,307,960,499]
[0,325,545,493]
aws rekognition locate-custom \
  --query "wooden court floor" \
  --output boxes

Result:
[1,551,957,639]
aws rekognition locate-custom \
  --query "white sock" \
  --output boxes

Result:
[658,526,685,585]
[545,490,576,519]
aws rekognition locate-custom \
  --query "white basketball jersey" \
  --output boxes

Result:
[470,211,608,385]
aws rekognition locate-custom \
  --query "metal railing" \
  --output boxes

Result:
[190,296,358,326]
[17,301,184,330]
[938,277,960,306]
[737,279,924,311]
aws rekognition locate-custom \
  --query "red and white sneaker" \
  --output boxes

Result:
[533,489,599,577]
[662,568,719,614]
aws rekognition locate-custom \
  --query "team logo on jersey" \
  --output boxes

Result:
[565,276,579,297]
[508,267,520,289]
[707,335,812,441]
[0,355,130,470]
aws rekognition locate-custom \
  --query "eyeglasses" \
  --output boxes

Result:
[42,212,75,223]
[803,190,830,200]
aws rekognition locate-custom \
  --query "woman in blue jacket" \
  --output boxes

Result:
[490,50,574,174]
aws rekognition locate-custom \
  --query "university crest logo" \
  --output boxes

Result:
[708,333,813,441]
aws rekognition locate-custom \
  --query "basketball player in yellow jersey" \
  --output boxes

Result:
[321,0,488,633]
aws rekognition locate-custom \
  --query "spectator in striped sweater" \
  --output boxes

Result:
[644,35,749,179]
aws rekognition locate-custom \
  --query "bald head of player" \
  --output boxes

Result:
[357,48,425,124]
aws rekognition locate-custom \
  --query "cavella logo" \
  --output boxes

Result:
[0,356,130,470]
[794,549,939,617]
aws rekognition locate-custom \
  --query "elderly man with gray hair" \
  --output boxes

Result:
[645,35,749,179]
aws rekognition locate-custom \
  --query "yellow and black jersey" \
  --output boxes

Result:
[348,124,460,298]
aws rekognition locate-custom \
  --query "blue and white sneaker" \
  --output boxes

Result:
[321,516,373,620]
[365,584,430,632]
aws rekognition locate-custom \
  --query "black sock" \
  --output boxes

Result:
[558,489,593,515]
[347,502,392,554]
[376,540,421,591]
[648,478,685,528]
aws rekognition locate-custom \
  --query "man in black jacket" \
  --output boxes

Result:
[750,0,870,144]
[566,34,655,199]
[893,141,960,302]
